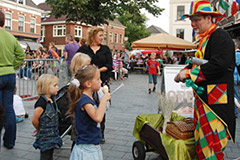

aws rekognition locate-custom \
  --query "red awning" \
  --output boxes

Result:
[141,50,163,54]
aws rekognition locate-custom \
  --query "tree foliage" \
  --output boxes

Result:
[46,0,164,26]
[117,12,151,50]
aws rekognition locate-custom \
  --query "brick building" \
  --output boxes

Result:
[0,0,43,50]
[103,20,126,54]
[38,2,125,55]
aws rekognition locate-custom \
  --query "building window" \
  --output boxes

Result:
[17,0,25,5]
[120,34,123,44]
[53,25,66,37]
[103,31,107,44]
[114,33,118,43]
[177,6,185,20]
[40,26,45,42]
[176,29,184,39]
[74,25,82,37]
[18,16,24,32]
[41,26,45,37]
[30,18,36,33]
[5,13,11,30]
[109,32,113,43]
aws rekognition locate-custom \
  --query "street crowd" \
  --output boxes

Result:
[1,0,240,160]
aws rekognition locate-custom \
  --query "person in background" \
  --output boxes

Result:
[185,56,191,64]
[178,53,187,64]
[156,55,164,73]
[25,46,33,56]
[50,47,60,60]
[50,47,60,75]
[172,57,178,64]
[74,37,86,47]
[233,39,240,118]
[74,37,80,46]
[42,50,49,59]
[32,74,62,160]
[0,10,25,149]
[174,1,235,159]
[48,42,60,57]
[113,52,128,79]
[146,52,161,94]
[63,34,79,80]
[167,57,173,64]
[121,47,130,65]
[67,65,111,160]
[77,26,112,144]
[80,38,86,46]
[18,53,32,79]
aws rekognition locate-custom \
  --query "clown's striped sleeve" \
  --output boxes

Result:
[185,65,206,83]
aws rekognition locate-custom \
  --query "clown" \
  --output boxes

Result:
[174,1,236,159]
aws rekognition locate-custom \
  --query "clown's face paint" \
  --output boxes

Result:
[190,15,211,34]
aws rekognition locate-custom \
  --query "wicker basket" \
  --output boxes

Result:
[166,118,194,140]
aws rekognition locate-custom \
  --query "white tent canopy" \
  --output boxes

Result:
[18,40,43,51]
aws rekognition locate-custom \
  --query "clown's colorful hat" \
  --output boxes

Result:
[181,0,222,19]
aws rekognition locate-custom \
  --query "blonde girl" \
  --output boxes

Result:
[69,52,91,150]
[32,74,62,160]
[70,52,91,75]
[67,65,111,160]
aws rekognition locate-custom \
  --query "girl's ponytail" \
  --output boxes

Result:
[67,83,82,116]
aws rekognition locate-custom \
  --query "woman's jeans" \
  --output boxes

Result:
[0,74,16,148]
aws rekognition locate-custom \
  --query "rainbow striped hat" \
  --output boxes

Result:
[181,0,222,19]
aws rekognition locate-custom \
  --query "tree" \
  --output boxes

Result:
[117,11,151,50]
[45,0,164,26]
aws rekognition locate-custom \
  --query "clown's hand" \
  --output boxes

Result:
[179,70,187,82]
[174,73,181,83]
[174,70,187,83]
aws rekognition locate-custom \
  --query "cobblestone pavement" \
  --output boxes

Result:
[0,73,240,160]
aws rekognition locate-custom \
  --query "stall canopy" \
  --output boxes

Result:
[141,50,163,54]
[18,41,43,51]
[131,33,197,50]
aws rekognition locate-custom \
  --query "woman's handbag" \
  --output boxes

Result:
[166,118,194,140]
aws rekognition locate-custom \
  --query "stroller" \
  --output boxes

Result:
[132,113,196,160]
[56,84,72,138]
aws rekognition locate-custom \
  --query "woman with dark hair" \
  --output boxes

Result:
[77,26,112,144]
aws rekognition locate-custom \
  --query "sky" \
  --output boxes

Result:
[32,0,169,32]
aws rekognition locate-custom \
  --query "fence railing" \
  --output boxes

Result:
[16,59,69,101]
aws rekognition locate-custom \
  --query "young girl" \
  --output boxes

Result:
[69,52,91,150]
[67,65,111,160]
[32,74,62,160]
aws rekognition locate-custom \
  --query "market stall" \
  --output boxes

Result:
[131,33,197,160]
